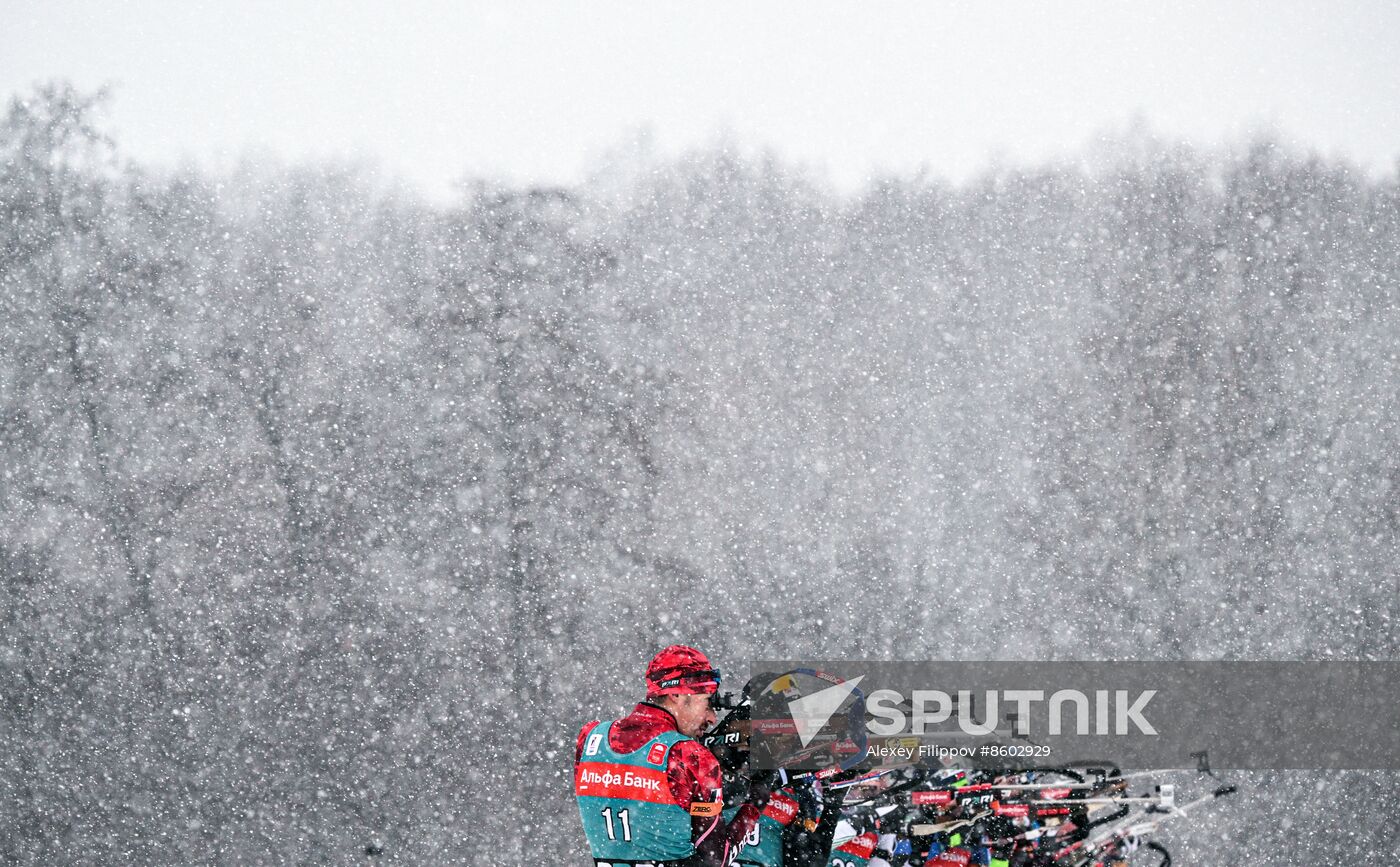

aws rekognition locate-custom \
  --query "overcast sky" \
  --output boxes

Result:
[5,0,1398,199]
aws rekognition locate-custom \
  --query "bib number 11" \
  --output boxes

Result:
[600,807,633,842]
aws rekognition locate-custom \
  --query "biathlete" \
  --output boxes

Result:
[575,646,772,867]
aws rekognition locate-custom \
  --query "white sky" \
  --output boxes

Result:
[4,0,1398,199]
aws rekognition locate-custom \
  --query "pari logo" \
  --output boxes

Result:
[866,688,1159,737]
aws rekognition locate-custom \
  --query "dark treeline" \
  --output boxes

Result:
[2,84,1397,863]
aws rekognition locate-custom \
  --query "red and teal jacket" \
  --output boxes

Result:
[828,831,879,867]
[576,702,759,866]
[722,788,801,866]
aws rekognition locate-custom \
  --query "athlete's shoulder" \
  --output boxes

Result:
[668,737,723,787]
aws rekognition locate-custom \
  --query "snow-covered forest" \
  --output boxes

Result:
[2,83,1397,863]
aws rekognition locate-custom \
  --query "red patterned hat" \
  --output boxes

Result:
[645,645,721,696]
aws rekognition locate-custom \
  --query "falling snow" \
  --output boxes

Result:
[1,83,1397,863]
